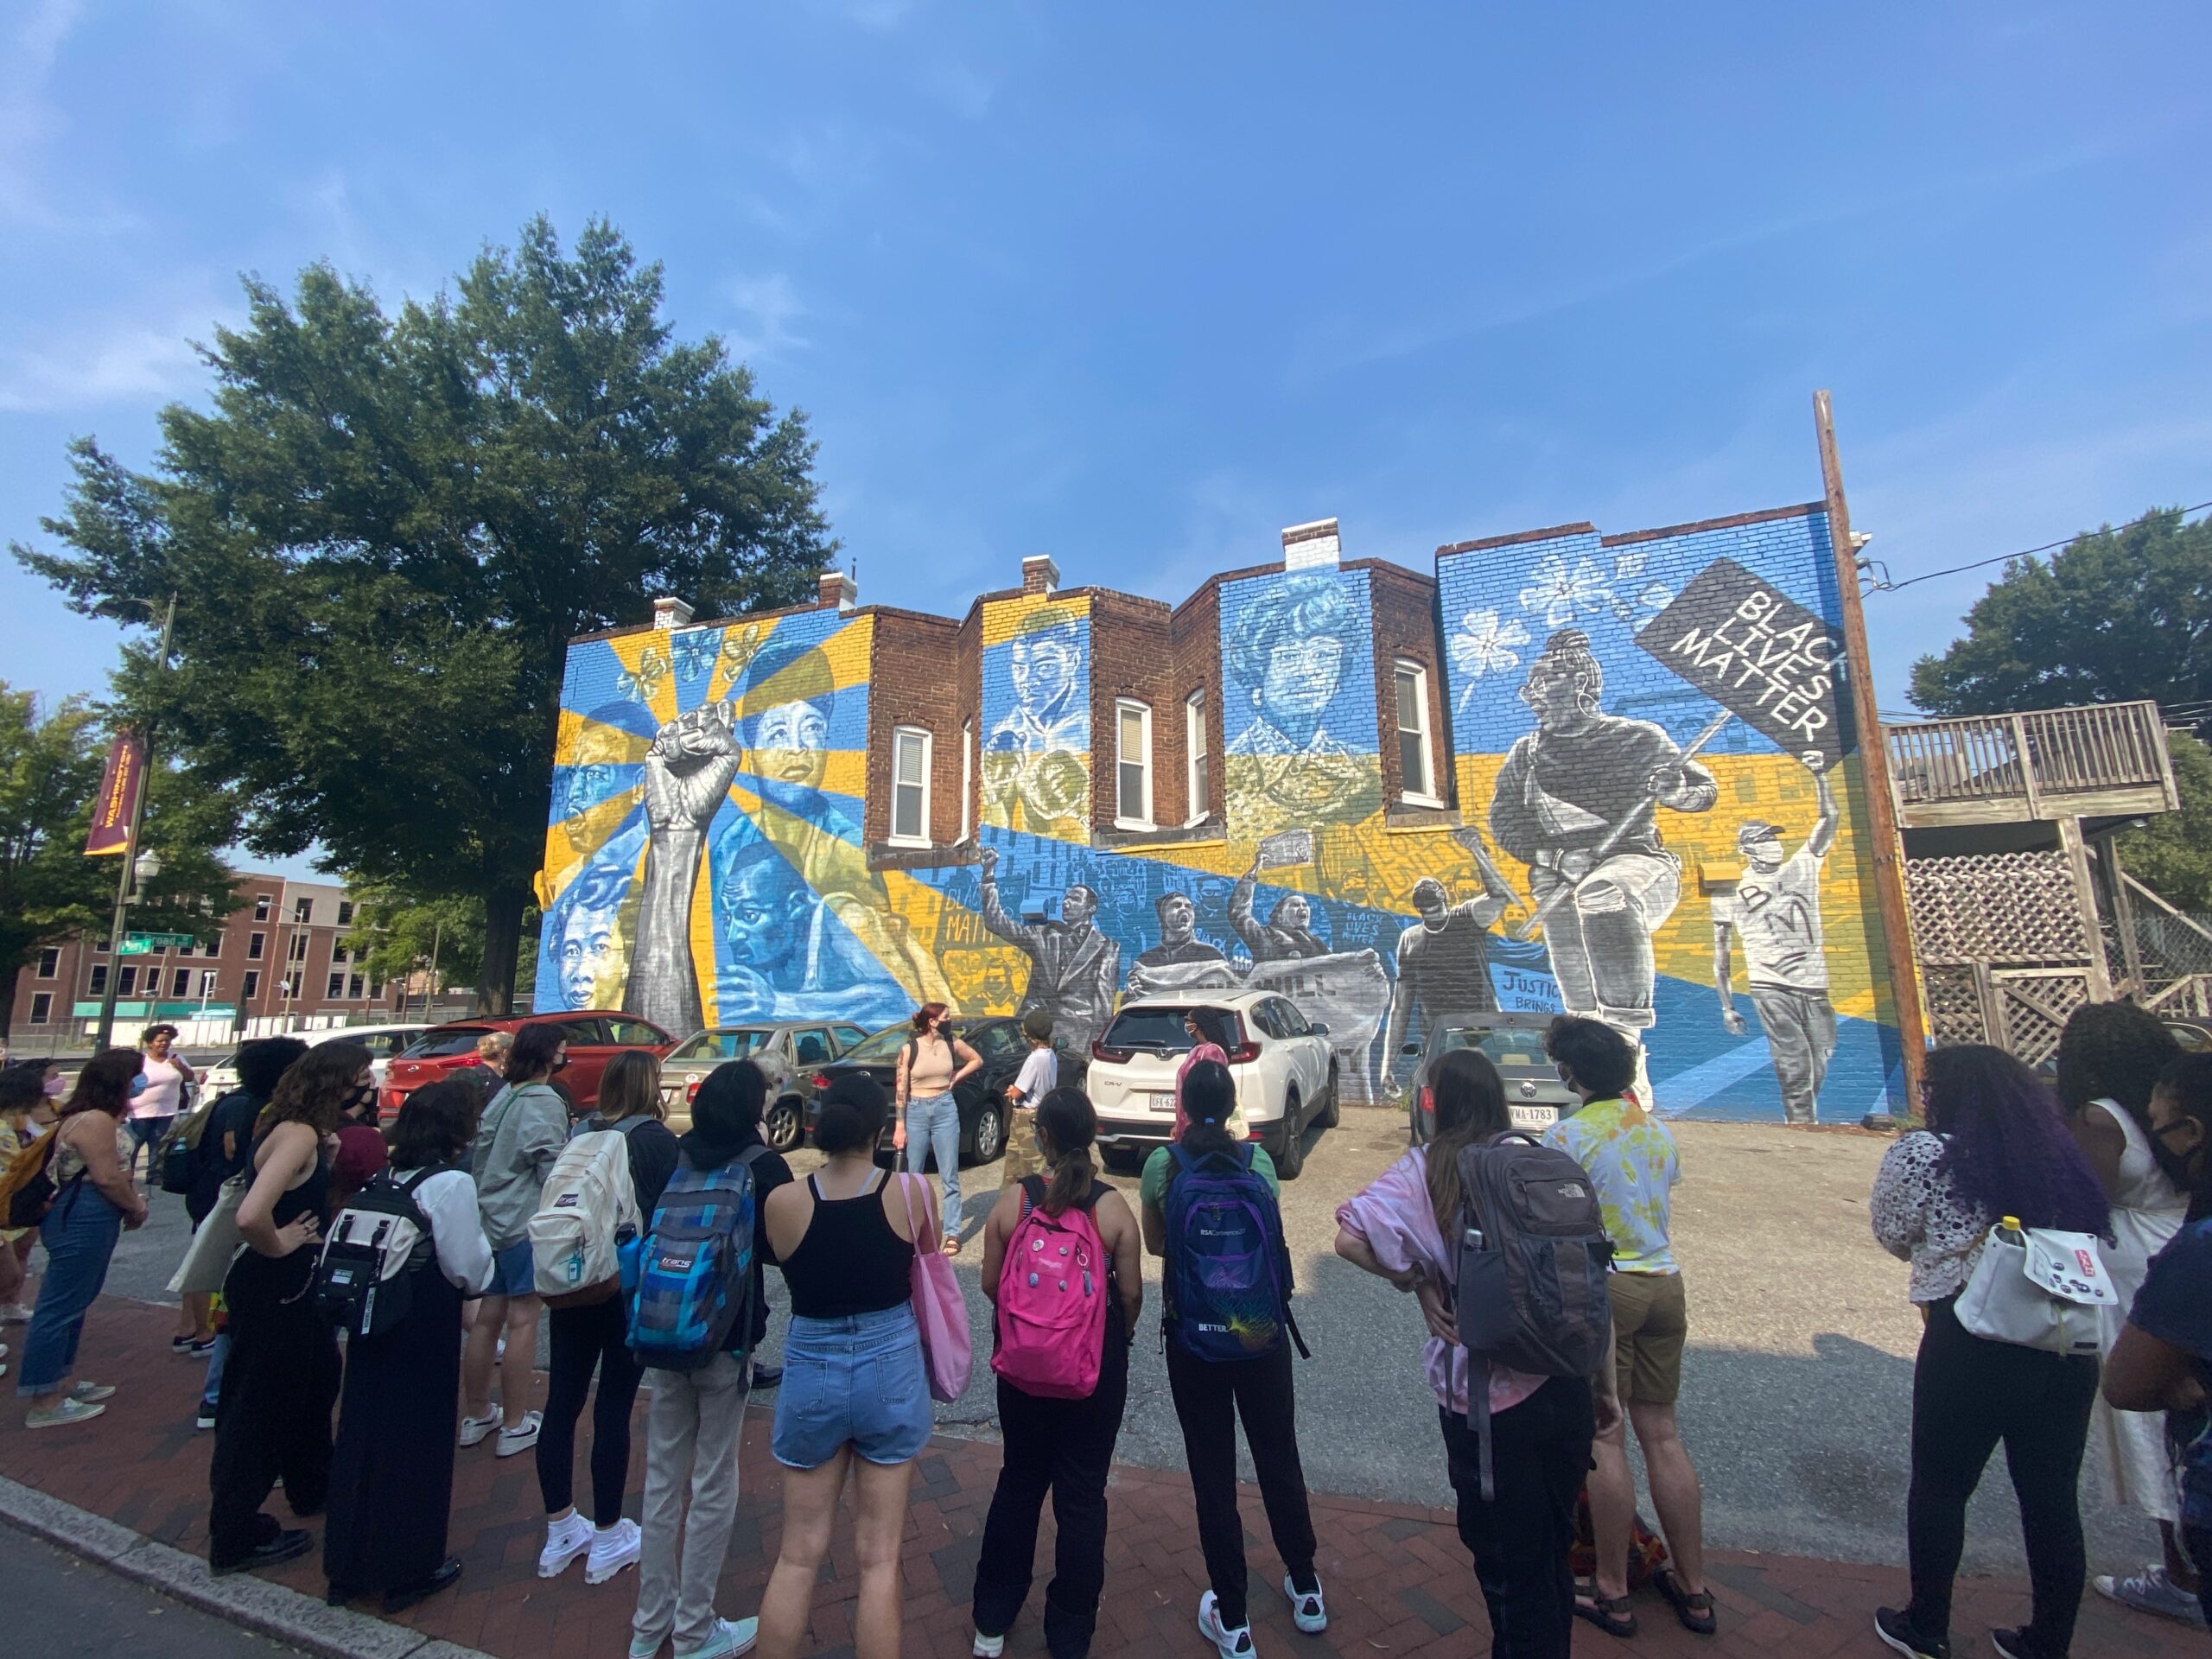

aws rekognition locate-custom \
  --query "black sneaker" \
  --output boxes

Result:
[383,1556,461,1614]
[1874,1607,1948,1659]
[1989,1630,2044,1659]
[211,1528,312,1577]
[749,1363,782,1389]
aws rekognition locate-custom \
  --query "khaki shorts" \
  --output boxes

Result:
[1609,1270,1688,1405]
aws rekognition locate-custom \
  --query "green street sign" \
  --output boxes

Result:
[120,931,194,954]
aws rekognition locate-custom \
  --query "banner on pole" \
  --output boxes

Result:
[86,728,147,856]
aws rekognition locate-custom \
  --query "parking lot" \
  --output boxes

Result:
[91,1102,2158,1578]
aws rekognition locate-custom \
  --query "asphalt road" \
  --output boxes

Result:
[80,1110,2160,1577]
[1,1523,303,1659]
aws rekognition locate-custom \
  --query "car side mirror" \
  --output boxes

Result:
[1308,1022,1329,1037]
[1402,1041,1421,1055]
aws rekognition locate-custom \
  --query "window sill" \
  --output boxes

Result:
[1113,817,1156,834]
[885,836,933,851]
[1400,792,1449,811]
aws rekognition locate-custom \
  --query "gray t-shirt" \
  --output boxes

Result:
[471,1081,568,1250]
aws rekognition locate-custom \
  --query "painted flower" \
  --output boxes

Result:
[1449,608,1532,711]
[1517,553,1613,627]
[1606,550,1673,621]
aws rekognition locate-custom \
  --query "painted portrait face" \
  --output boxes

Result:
[1274,893,1312,931]
[1010,629,1078,714]
[981,957,1018,1009]
[1411,880,1449,924]
[1159,893,1196,943]
[1061,885,1098,928]
[1262,634,1344,721]
[559,905,626,1007]
[561,717,639,853]
[1520,656,1586,732]
[723,855,810,972]
[751,698,830,789]
[1742,831,1787,874]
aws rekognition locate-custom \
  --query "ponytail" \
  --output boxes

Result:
[1034,1087,1096,1216]
[1178,1059,1240,1158]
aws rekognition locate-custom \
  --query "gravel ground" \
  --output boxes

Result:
[80,1110,2159,1575]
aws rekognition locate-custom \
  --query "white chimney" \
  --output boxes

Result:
[1281,518,1341,570]
[818,569,858,613]
[652,595,695,631]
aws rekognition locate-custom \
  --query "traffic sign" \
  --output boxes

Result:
[119,931,194,954]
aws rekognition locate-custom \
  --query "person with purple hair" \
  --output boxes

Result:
[1869,1045,2113,1659]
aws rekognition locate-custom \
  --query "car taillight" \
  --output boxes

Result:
[1091,1040,1129,1063]
[1420,1084,1435,1120]
[686,1078,701,1103]
[811,1073,832,1090]
[1225,1041,1262,1064]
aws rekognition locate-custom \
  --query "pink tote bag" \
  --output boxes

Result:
[898,1173,972,1402]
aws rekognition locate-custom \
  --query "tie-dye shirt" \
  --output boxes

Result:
[1543,1097,1681,1274]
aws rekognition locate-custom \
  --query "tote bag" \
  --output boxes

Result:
[167,1172,250,1296]
[897,1173,971,1402]
[1954,1217,2113,1356]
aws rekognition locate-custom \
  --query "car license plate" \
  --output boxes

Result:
[1509,1103,1558,1131]
[1149,1091,1178,1114]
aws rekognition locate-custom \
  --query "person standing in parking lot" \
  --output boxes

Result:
[461,1023,569,1459]
[1000,1011,1059,1194]
[130,1024,195,1185]
[895,1003,981,1256]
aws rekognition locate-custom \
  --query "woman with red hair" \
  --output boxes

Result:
[893,1003,981,1255]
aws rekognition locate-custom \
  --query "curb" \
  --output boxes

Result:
[0,1474,495,1659]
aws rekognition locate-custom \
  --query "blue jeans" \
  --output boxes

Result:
[771,1303,931,1470]
[17,1183,124,1396]
[200,1332,231,1414]
[905,1095,962,1237]
[124,1116,172,1182]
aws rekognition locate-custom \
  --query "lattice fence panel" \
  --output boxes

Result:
[1994,971,2093,1066]
[1921,963,1987,1047]
[1906,852,2088,965]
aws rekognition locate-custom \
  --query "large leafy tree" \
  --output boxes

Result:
[16,217,835,1012]
[0,683,233,1038]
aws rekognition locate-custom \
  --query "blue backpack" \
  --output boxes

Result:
[628,1145,768,1370]
[1161,1143,1307,1363]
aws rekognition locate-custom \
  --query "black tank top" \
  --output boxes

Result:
[780,1170,916,1319]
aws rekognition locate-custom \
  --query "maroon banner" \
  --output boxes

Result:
[85,728,146,855]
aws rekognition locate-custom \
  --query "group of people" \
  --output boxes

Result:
[4,992,2211,1659]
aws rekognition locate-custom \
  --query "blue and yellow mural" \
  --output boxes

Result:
[538,499,1906,1123]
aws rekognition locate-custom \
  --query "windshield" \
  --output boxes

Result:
[671,1029,773,1062]
[404,1027,491,1059]
[839,1024,914,1062]
[1436,1025,1554,1077]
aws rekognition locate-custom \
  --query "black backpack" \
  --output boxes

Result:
[1452,1132,1614,1497]
[311,1165,449,1338]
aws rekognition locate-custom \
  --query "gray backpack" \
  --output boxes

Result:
[1452,1132,1615,1497]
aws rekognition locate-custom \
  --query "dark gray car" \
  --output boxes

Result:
[1402,1011,1579,1144]
[658,1021,869,1148]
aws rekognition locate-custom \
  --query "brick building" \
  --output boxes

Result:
[9,872,389,1044]
[537,441,1911,1123]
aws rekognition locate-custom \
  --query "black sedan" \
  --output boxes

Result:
[802,1016,1090,1166]
[1404,1010,1580,1143]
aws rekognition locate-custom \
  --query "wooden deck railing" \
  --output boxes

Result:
[1884,701,2173,813]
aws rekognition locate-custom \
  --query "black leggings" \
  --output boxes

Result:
[1906,1296,2097,1655]
[1165,1339,1319,1630]
[209,1255,341,1563]
[1441,1379,1594,1659]
[537,1298,645,1525]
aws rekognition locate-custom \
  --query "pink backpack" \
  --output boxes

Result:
[992,1178,1108,1400]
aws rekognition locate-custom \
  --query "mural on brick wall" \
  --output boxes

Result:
[537,501,1906,1125]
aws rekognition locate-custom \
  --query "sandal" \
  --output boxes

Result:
[1653,1565,1717,1635]
[1573,1582,1638,1640]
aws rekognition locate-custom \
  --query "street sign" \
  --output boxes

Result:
[119,931,194,954]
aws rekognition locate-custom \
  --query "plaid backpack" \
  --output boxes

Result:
[628,1144,769,1371]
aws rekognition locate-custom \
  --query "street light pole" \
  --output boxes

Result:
[92,593,177,1053]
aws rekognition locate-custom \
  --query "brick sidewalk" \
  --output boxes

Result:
[0,1299,2196,1658]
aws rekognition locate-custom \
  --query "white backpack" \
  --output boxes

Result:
[529,1117,646,1307]
[1954,1217,2115,1356]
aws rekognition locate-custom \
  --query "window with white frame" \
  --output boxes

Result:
[171,968,192,996]
[1395,661,1440,804]
[242,969,261,1001]
[29,992,52,1025]
[1184,692,1209,825]
[327,971,346,1000]
[960,721,974,844]
[890,727,932,846]
[1116,700,1154,829]
[36,947,60,978]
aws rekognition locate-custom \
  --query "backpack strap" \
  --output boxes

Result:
[1016,1173,1048,1218]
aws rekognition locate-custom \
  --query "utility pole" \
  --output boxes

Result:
[1813,392,1928,1112]
[92,594,176,1052]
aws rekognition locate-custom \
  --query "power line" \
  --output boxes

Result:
[1863,499,2212,595]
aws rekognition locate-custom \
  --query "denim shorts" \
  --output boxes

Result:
[488,1239,537,1298]
[771,1302,932,1471]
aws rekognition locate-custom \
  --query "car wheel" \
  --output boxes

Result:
[1272,1090,1306,1180]
[764,1096,804,1154]
[1317,1062,1341,1128]
[1100,1145,1144,1175]
[964,1100,1005,1166]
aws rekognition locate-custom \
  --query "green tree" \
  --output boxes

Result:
[0,683,232,1039]
[15,217,835,1013]
[1908,506,2212,717]
[2115,731,2212,912]
[346,886,544,1010]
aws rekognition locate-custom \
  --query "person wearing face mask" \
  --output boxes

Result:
[327,1070,391,1215]
[459,1022,570,1459]
[2103,1053,2212,1612]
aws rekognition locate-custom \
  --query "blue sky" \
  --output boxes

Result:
[4,3,2207,860]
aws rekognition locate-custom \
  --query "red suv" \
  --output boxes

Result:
[380,1012,677,1120]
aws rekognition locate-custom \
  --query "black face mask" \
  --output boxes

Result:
[2150,1122,2202,1194]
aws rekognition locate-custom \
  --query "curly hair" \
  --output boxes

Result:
[1224,575,1354,696]
[1924,1044,2110,1236]
[259,1042,372,1137]
[2054,1001,2182,1129]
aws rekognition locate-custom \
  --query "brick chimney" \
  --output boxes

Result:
[817,569,857,613]
[651,594,695,631]
[1281,518,1341,571]
[1021,554,1059,596]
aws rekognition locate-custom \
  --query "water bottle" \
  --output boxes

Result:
[1997,1214,2025,1246]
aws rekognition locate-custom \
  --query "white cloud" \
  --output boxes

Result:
[725,273,810,361]
[0,313,211,413]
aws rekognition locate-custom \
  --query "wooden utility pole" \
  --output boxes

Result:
[1814,391,1929,1111]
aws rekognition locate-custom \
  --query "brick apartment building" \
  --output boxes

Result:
[9,872,391,1043]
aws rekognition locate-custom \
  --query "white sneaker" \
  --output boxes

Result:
[0,1302,34,1323]
[1283,1574,1327,1633]
[494,1409,543,1457]
[1198,1591,1255,1657]
[628,1630,666,1659]
[585,1517,642,1584]
[537,1511,593,1579]
[2094,1565,2207,1627]
[673,1616,758,1659]
[972,1632,1006,1657]
[459,1409,501,1447]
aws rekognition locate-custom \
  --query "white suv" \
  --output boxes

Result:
[1086,989,1338,1179]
